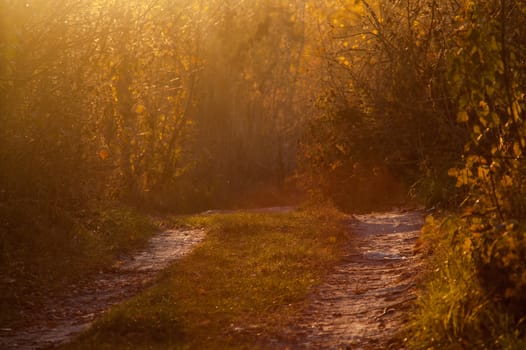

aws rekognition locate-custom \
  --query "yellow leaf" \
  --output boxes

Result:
[491,112,500,125]
[462,238,472,254]
[513,142,522,157]
[512,101,522,121]
[479,100,489,117]
[477,166,489,179]
[490,36,498,50]
[135,104,145,114]
[501,175,513,187]
[455,169,470,187]
[457,110,469,122]
[486,85,494,96]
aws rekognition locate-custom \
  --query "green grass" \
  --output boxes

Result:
[0,201,156,326]
[63,206,349,349]
[406,215,526,349]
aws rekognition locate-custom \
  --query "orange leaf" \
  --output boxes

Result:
[99,148,109,160]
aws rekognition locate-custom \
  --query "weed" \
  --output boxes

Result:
[406,215,526,349]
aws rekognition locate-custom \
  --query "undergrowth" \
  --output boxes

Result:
[63,206,348,349]
[406,215,526,349]
[0,201,156,327]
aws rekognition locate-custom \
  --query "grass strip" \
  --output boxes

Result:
[63,206,349,349]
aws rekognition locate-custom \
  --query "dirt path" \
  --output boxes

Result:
[1,208,423,350]
[0,228,205,350]
[276,209,424,349]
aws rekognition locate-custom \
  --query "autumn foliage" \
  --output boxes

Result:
[0,0,310,213]
[2,0,526,343]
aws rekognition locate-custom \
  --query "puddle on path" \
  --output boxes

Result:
[0,228,205,350]
[276,209,425,349]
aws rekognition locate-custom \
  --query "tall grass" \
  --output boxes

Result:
[406,216,526,349]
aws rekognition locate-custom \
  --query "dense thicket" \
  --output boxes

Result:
[448,0,526,317]
[298,0,469,209]
[300,0,526,217]
[0,0,311,214]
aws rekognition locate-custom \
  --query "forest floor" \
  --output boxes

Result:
[0,207,424,350]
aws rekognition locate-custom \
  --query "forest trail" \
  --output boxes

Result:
[277,209,424,349]
[1,208,423,350]
[0,228,205,350]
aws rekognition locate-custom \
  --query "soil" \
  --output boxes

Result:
[0,228,205,350]
[274,209,424,349]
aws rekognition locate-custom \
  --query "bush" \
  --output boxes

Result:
[472,223,526,318]
[407,215,526,349]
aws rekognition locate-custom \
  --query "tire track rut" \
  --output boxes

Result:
[278,210,424,349]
